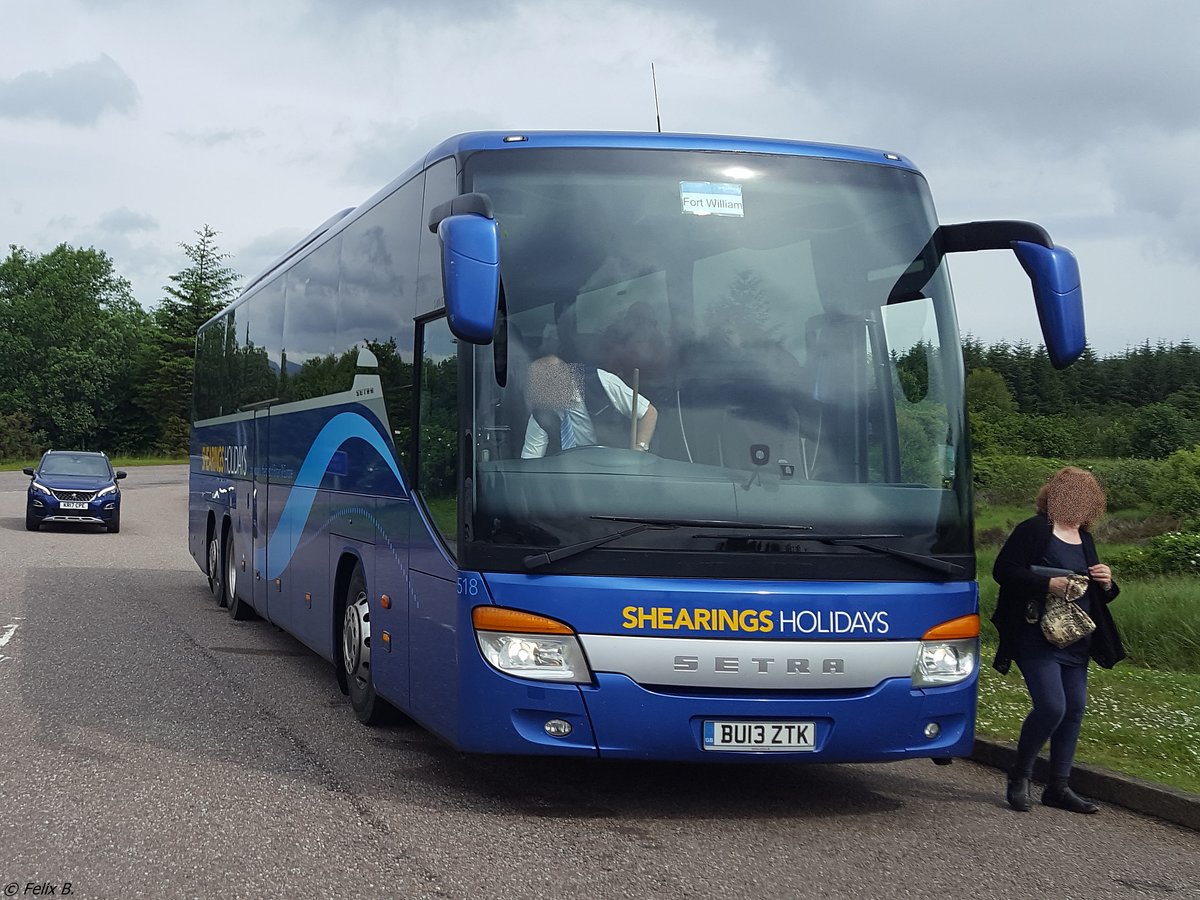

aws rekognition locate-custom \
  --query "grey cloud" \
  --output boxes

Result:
[670,0,1200,145]
[344,112,502,188]
[98,207,158,235]
[1105,131,1200,262]
[169,128,265,148]
[0,54,138,126]
[300,0,514,25]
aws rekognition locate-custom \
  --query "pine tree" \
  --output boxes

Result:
[138,226,241,452]
[157,225,240,350]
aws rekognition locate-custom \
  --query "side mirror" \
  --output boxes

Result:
[115,471,128,480]
[23,467,34,476]
[937,221,1086,369]
[1013,242,1085,370]
[438,213,500,345]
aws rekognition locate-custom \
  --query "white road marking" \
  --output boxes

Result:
[0,622,20,650]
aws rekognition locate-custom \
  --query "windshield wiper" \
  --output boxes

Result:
[522,518,961,576]
[522,516,814,570]
[689,531,964,576]
[822,538,965,576]
[522,522,677,570]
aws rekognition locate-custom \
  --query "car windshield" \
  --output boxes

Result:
[40,455,112,477]
[461,147,969,578]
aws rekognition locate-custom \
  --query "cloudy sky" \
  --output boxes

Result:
[3,0,1196,355]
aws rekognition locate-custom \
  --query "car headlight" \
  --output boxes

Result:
[473,606,592,684]
[96,484,117,497]
[912,614,980,688]
[31,481,53,496]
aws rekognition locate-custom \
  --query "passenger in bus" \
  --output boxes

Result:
[520,354,657,458]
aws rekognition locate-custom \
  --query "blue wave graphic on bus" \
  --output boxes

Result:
[258,412,404,580]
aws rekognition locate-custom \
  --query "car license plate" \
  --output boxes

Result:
[60,501,89,510]
[703,720,815,751]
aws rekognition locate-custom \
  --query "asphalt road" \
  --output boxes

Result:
[0,465,1196,900]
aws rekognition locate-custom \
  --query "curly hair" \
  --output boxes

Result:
[1035,466,1107,529]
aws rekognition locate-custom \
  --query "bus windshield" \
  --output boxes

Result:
[462,147,969,580]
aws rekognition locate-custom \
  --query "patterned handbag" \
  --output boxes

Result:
[1040,573,1096,648]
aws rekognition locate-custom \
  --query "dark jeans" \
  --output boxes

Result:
[1013,654,1089,781]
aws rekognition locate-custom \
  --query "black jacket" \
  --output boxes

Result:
[991,514,1125,673]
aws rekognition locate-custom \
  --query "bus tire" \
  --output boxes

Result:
[342,564,394,726]
[207,527,221,597]
[223,529,253,621]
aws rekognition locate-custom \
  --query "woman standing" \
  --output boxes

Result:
[991,467,1125,814]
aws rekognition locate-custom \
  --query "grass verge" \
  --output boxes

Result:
[977,648,1200,794]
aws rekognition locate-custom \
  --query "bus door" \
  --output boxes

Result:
[251,407,272,620]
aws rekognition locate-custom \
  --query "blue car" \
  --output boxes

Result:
[24,451,126,533]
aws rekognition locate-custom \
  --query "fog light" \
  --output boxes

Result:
[544,718,573,738]
[924,722,941,739]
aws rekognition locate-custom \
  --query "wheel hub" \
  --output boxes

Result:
[343,591,371,684]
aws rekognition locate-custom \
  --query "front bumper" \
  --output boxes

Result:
[580,672,976,761]
[448,654,976,761]
[28,496,119,525]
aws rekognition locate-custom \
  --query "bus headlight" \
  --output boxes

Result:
[912,638,978,687]
[473,606,592,684]
[912,614,980,688]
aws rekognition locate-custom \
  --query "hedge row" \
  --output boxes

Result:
[972,454,1166,511]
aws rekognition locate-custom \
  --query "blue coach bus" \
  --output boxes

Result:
[189,131,1084,761]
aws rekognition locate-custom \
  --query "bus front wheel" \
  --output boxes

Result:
[342,565,393,726]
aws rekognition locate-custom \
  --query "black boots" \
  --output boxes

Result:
[1042,782,1099,814]
[1006,776,1032,812]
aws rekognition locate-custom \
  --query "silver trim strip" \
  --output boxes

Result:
[579,634,920,690]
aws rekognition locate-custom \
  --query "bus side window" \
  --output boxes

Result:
[417,315,460,555]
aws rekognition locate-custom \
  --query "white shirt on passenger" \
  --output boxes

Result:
[521,368,651,458]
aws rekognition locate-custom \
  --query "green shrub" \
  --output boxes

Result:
[1087,458,1165,511]
[1149,446,1200,522]
[1110,532,1200,577]
[0,411,43,459]
[973,455,1168,513]
[973,455,1063,506]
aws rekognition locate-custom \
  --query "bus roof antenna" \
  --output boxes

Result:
[651,62,662,133]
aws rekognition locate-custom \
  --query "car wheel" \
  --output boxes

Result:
[223,530,253,620]
[25,510,39,532]
[342,564,394,725]
[107,511,121,534]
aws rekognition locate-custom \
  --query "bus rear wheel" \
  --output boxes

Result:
[342,565,393,725]
[207,533,221,597]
